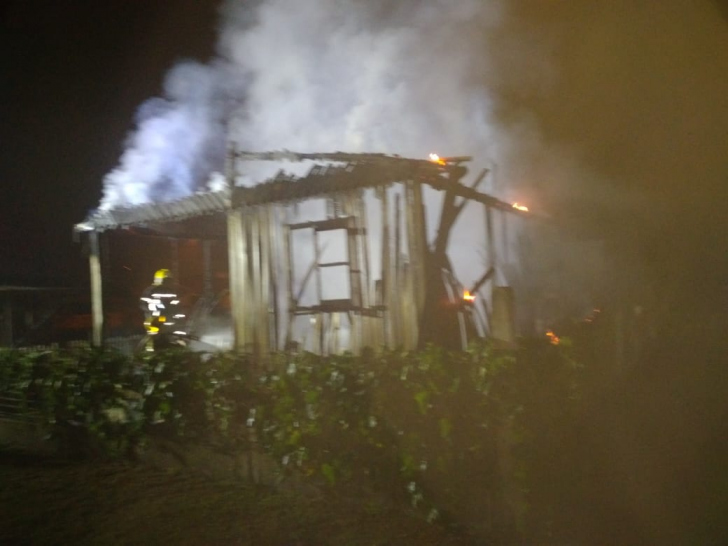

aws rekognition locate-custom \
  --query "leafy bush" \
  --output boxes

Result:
[0,339,583,541]
[0,347,141,457]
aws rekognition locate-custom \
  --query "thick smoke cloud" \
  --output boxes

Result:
[100,0,533,209]
[100,0,728,213]
[221,0,503,159]
[100,60,244,209]
[99,0,728,318]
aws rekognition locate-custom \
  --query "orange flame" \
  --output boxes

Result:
[545,330,560,345]
[463,290,476,302]
[512,202,529,212]
[428,153,446,165]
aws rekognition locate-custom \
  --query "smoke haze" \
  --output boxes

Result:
[100,0,728,303]
[100,60,243,209]
[100,0,532,210]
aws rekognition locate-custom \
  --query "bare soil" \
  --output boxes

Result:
[0,451,476,546]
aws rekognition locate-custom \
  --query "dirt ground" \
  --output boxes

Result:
[0,451,476,546]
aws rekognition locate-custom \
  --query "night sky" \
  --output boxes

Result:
[2,1,219,284]
[2,0,727,299]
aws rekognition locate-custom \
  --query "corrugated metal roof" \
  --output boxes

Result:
[79,191,230,231]
[76,153,524,233]
[230,160,449,208]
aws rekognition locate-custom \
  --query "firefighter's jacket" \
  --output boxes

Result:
[140,282,185,333]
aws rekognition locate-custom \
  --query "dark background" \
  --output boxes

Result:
[2,1,219,285]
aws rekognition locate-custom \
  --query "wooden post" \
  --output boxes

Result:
[392,192,402,346]
[89,230,104,347]
[343,193,363,354]
[484,204,496,332]
[355,190,373,350]
[491,286,516,346]
[283,212,295,350]
[485,205,496,277]
[379,186,392,348]
[249,209,262,356]
[404,181,427,349]
[403,186,416,349]
[312,224,325,354]
[412,182,428,318]
[330,312,340,354]
[268,206,280,351]
[227,210,249,352]
[259,205,272,359]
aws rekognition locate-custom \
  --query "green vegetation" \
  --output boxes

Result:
[3,324,727,544]
[0,340,582,542]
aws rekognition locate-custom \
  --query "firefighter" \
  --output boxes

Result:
[139,269,186,350]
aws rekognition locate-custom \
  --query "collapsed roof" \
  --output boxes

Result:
[76,152,523,234]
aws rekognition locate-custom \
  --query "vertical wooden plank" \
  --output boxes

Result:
[379,186,391,348]
[317,313,325,355]
[89,231,104,347]
[392,191,402,346]
[313,229,323,305]
[344,193,362,355]
[330,312,340,354]
[259,205,272,359]
[283,210,295,350]
[347,310,359,356]
[403,184,415,350]
[227,215,239,348]
[250,208,262,356]
[411,182,428,318]
[484,204,496,333]
[485,204,496,274]
[404,181,427,349]
[268,205,280,351]
[313,227,324,354]
[501,209,509,268]
[355,190,373,350]
[344,196,362,309]
[225,140,251,353]
[227,210,249,352]
[491,286,515,346]
[401,262,414,350]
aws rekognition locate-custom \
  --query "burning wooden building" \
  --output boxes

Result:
[75,150,528,356]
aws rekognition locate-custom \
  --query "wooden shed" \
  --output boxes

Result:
[75,150,527,356]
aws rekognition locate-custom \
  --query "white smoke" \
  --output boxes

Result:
[222,0,504,158]
[100,0,534,210]
[100,60,245,210]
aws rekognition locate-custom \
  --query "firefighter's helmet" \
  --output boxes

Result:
[153,268,171,286]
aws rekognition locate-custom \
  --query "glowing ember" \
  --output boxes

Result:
[463,290,476,302]
[428,153,446,165]
[512,202,529,212]
[545,330,560,345]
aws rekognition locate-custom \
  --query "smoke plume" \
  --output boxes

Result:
[100,59,244,210]
[99,0,536,210]
[99,0,728,319]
